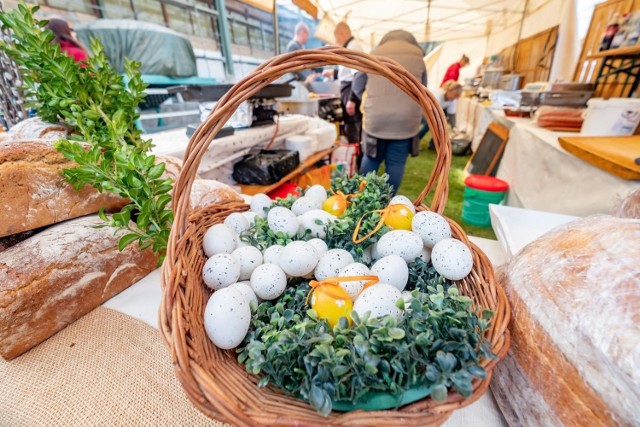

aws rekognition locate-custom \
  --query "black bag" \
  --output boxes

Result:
[232,150,300,185]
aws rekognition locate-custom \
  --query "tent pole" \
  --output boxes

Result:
[274,0,280,55]
[214,0,235,79]
[513,0,530,69]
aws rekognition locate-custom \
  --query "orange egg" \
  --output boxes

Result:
[384,204,414,230]
[311,285,352,328]
[322,195,348,216]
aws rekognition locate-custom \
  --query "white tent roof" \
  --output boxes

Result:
[312,0,528,46]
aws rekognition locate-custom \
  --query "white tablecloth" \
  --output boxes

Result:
[456,98,640,217]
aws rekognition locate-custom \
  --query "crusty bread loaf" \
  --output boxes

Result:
[492,215,640,426]
[615,188,640,219]
[0,216,158,360]
[190,178,244,209]
[0,229,39,253]
[7,117,70,141]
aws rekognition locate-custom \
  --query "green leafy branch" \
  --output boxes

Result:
[0,4,173,261]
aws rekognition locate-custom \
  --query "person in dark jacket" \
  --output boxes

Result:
[45,18,88,64]
[351,30,427,194]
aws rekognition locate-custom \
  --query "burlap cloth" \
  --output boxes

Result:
[0,307,228,427]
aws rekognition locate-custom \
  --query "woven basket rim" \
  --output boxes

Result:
[160,46,511,427]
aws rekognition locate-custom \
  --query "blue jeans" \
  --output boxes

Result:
[359,137,412,194]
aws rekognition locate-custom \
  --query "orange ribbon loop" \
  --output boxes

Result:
[306,275,379,305]
[351,207,390,244]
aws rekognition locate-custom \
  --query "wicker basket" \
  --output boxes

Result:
[160,47,511,427]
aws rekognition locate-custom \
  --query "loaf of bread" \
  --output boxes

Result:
[7,117,70,141]
[0,216,158,360]
[0,229,39,253]
[190,178,244,209]
[491,215,640,426]
[615,188,640,219]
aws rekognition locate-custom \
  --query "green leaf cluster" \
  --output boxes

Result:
[238,282,496,415]
[0,4,172,260]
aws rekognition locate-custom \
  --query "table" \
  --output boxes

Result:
[456,98,640,217]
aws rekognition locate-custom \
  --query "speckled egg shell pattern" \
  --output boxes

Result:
[305,185,328,202]
[241,211,258,226]
[390,195,416,213]
[250,263,287,300]
[370,255,409,291]
[420,247,432,263]
[412,211,452,248]
[267,207,299,236]
[263,244,284,264]
[314,249,355,281]
[232,246,264,280]
[224,212,250,234]
[202,223,238,257]
[202,253,241,290]
[307,238,329,257]
[279,241,319,277]
[204,287,251,349]
[431,238,474,281]
[250,193,273,218]
[377,230,423,262]
[338,263,371,298]
[227,281,259,306]
[291,196,321,216]
[353,283,403,320]
[300,209,336,239]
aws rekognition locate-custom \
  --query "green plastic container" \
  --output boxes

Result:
[462,175,509,227]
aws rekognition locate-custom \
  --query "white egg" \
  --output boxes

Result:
[202,223,237,256]
[431,238,474,280]
[291,196,320,216]
[361,245,373,265]
[412,211,452,248]
[232,246,263,280]
[263,244,284,264]
[202,253,241,290]
[371,255,409,291]
[420,247,432,263]
[224,212,250,234]
[305,185,328,202]
[267,207,299,236]
[242,211,258,226]
[235,238,252,248]
[370,242,382,261]
[314,249,354,281]
[228,281,259,307]
[390,195,416,213]
[278,241,319,277]
[353,283,403,321]
[250,263,287,300]
[338,262,371,298]
[402,290,414,306]
[307,238,329,257]
[300,209,336,239]
[204,287,251,349]
[377,230,423,262]
[250,193,273,218]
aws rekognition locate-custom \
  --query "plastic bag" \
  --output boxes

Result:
[232,150,300,185]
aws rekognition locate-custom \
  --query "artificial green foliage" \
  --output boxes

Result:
[0,4,173,261]
[239,283,495,415]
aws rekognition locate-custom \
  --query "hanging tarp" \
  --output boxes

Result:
[76,19,197,77]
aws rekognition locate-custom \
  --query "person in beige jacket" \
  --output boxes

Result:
[351,30,427,194]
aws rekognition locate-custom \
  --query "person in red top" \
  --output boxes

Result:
[440,54,469,86]
[45,19,88,64]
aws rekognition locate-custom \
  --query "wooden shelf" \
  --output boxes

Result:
[239,146,336,196]
[586,45,640,59]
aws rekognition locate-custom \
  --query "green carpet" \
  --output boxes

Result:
[396,140,497,240]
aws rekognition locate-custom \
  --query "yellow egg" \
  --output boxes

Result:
[322,195,348,216]
[311,285,352,328]
[384,204,414,230]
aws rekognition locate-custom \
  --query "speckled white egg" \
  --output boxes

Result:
[338,262,371,298]
[250,193,273,218]
[202,223,238,257]
[250,263,287,300]
[228,281,259,307]
[235,238,252,248]
[305,185,328,202]
[314,249,354,281]
[300,209,336,238]
[353,283,403,321]
[224,212,250,235]
[420,247,432,263]
[242,211,258,226]
[307,238,328,257]
[204,287,251,349]
[412,211,452,248]
[377,230,423,262]
[390,195,416,213]
[202,253,241,290]
[267,207,299,236]
[401,290,414,306]
[361,245,373,265]
[291,196,321,216]
[370,242,382,261]
[232,246,263,280]
[431,238,473,281]
[370,255,409,291]
[263,244,284,264]
[278,241,319,277]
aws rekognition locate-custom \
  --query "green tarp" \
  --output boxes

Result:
[76,19,198,77]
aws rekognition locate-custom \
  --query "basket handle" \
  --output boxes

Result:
[171,47,452,235]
